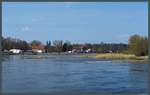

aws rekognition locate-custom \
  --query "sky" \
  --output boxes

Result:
[2,2,148,44]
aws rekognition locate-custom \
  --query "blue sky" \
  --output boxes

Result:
[2,2,148,44]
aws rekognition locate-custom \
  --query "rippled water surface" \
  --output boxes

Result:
[0,55,148,93]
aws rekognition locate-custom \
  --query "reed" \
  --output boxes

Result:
[83,53,148,60]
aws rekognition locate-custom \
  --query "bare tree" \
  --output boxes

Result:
[53,40,63,53]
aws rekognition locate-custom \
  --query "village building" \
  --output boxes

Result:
[31,45,45,54]
[71,44,91,53]
[9,49,22,54]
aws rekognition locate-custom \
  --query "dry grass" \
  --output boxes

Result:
[95,53,136,59]
[83,53,148,60]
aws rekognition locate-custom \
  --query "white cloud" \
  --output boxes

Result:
[21,26,32,32]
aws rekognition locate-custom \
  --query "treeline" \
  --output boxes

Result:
[45,40,72,53]
[128,34,148,56]
[84,43,128,53]
[44,41,128,53]
[2,37,31,51]
[1,37,128,53]
[1,34,148,56]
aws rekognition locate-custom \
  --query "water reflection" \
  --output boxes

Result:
[128,62,148,93]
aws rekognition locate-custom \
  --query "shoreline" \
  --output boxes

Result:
[1,52,148,62]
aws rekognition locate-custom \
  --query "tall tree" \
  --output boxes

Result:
[53,40,63,53]
[63,40,72,52]
[30,40,42,46]
[129,34,148,56]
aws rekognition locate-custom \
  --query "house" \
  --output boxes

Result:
[9,49,22,54]
[71,44,93,53]
[86,49,92,53]
[72,44,86,53]
[68,51,72,53]
[31,45,45,54]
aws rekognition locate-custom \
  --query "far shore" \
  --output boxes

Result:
[2,52,148,62]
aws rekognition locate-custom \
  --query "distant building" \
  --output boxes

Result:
[86,49,92,53]
[9,49,22,54]
[72,44,86,53]
[68,51,72,53]
[31,45,45,53]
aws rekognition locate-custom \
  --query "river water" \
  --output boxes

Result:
[0,54,148,93]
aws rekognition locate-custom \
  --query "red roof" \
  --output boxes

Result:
[72,45,85,49]
[31,45,45,50]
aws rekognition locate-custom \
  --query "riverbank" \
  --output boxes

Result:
[81,53,148,61]
[1,52,148,62]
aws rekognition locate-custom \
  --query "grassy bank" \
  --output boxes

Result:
[82,53,148,61]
